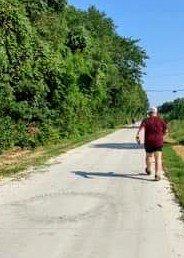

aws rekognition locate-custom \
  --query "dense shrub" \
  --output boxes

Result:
[0,117,14,152]
[0,0,148,151]
[159,98,184,120]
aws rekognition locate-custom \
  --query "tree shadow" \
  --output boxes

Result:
[93,143,144,150]
[73,171,155,182]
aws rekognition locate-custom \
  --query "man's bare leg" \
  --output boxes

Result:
[146,152,154,174]
[154,151,163,180]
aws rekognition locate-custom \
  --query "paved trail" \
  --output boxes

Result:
[0,129,184,258]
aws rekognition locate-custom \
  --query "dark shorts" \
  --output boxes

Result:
[145,146,163,153]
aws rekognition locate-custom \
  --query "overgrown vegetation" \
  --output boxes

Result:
[160,98,184,208]
[164,145,184,209]
[168,120,184,144]
[159,98,184,121]
[0,0,148,153]
[159,98,184,144]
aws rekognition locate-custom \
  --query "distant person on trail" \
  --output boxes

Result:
[136,107,167,181]
[131,118,136,128]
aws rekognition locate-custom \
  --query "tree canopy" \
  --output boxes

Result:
[0,0,148,151]
[159,98,184,120]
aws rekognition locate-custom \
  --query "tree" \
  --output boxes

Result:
[0,0,148,150]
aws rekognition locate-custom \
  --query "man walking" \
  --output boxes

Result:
[136,107,167,181]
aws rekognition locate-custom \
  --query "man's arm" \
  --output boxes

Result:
[136,120,146,144]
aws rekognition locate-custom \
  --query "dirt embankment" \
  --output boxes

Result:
[173,145,184,160]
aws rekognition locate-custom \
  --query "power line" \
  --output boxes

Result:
[146,89,184,93]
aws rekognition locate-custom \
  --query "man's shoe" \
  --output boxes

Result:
[145,168,151,175]
[155,174,161,181]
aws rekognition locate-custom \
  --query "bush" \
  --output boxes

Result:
[168,120,184,144]
[0,117,14,152]
[159,98,184,121]
[0,0,148,153]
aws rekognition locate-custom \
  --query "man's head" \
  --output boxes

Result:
[147,107,158,117]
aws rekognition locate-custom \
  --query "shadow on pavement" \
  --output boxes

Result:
[73,171,155,182]
[93,143,144,150]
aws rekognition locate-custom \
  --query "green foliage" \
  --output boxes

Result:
[0,0,148,151]
[0,117,14,152]
[21,0,67,21]
[159,98,184,144]
[47,0,67,12]
[168,120,184,144]
[164,145,184,208]
[159,98,184,120]
[66,27,88,53]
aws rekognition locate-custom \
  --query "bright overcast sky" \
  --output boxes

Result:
[68,0,184,106]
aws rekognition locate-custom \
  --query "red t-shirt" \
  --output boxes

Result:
[140,116,167,148]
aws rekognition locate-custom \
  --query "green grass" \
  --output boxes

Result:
[163,119,184,210]
[163,144,184,209]
[169,120,184,144]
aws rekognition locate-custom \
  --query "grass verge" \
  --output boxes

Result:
[0,128,118,179]
[163,144,184,209]
[168,120,184,144]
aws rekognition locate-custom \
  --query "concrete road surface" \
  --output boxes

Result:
[0,128,184,258]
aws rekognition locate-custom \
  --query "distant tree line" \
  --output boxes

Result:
[159,98,184,120]
[0,0,148,152]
